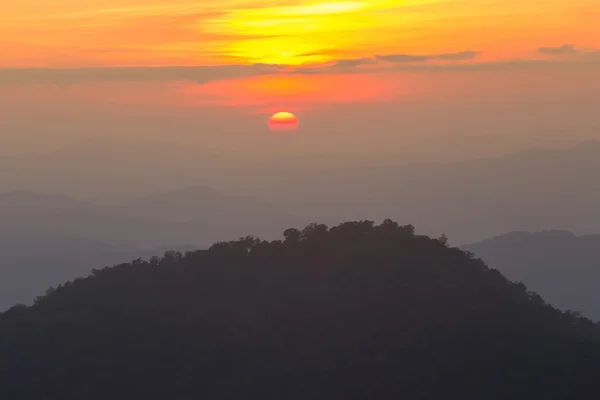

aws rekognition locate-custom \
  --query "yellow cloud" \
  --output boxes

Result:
[0,0,599,67]
[202,1,436,65]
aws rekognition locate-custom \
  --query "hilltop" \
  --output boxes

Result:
[1,220,599,399]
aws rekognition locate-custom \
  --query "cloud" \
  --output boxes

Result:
[388,58,595,72]
[295,56,600,76]
[0,64,283,86]
[0,51,479,85]
[297,46,600,74]
[537,44,580,56]
[376,51,480,63]
[331,58,378,68]
[536,45,600,62]
[295,50,481,74]
[2,47,599,88]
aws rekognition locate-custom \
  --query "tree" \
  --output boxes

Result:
[283,228,302,244]
[438,234,449,246]
[301,223,328,240]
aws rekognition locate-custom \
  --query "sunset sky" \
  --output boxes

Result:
[2,0,599,67]
[0,0,599,158]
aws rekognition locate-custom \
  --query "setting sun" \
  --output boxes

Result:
[268,112,299,131]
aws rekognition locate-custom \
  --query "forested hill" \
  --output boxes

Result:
[1,220,599,399]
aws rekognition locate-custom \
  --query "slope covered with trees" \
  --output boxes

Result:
[463,230,600,320]
[1,220,599,399]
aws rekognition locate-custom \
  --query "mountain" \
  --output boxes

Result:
[119,186,296,226]
[463,230,600,320]
[2,135,573,203]
[0,188,300,310]
[1,220,599,399]
[0,190,101,216]
[0,140,229,202]
[0,187,296,246]
[4,140,600,243]
[0,233,153,309]
[268,140,600,242]
[0,190,204,248]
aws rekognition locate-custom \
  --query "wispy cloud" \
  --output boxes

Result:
[376,51,480,63]
[330,57,378,68]
[537,44,580,56]
[2,45,600,87]
[0,50,479,86]
[0,64,283,86]
[297,50,481,73]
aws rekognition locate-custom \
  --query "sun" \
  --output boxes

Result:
[268,112,299,131]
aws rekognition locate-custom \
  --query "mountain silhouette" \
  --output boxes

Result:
[1,220,598,399]
[0,189,102,216]
[119,186,295,225]
[463,229,600,320]
[0,188,296,246]
[0,232,193,310]
[0,188,300,310]
[274,140,600,242]
[3,140,600,242]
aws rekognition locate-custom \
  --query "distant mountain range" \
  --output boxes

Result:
[0,187,302,310]
[5,140,600,310]
[3,140,600,244]
[0,232,194,311]
[272,140,600,242]
[0,187,298,247]
[119,186,286,225]
[463,230,600,321]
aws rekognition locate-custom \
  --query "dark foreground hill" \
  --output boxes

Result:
[1,220,599,399]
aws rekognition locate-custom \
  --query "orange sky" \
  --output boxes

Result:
[1,0,599,127]
[1,0,599,68]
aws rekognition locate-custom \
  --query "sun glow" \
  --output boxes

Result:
[274,2,367,16]
[200,1,411,65]
[268,111,299,131]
